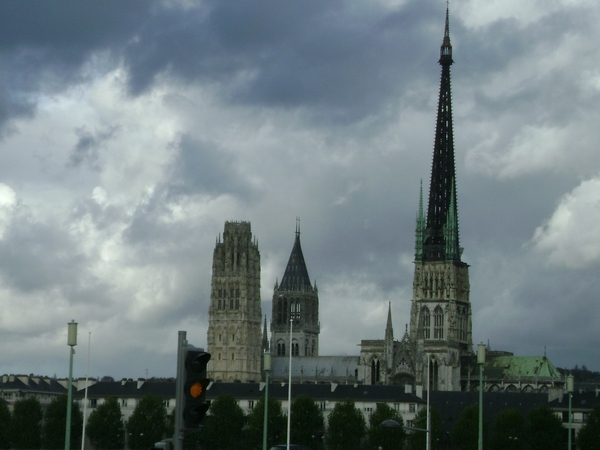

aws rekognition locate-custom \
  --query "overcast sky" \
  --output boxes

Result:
[1,0,599,381]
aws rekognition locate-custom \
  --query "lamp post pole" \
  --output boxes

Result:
[477,343,486,450]
[263,351,271,450]
[65,320,78,450]
[426,355,431,450]
[287,318,293,450]
[567,374,574,450]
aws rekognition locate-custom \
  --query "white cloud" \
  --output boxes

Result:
[531,176,600,267]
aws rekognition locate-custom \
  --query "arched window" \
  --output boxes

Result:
[371,358,380,385]
[291,301,301,323]
[292,339,299,356]
[421,307,431,339]
[434,306,444,339]
[277,341,285,356]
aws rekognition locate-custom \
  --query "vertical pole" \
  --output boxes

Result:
[567,374,574,450]
[174,331,187,450]
[426,355,430,450]
[81,332,91,450]
[568,392,572,450]
[478,363,483,450]
[65,346,75,450]
[477,343,485,450]
[287,318,293,450]
[65,321,77,450]
[262,353,270,450]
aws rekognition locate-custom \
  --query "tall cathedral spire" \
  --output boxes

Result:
[409,5,472,392]
[419,3,460,262]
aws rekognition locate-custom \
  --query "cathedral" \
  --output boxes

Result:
[206,7,564,394]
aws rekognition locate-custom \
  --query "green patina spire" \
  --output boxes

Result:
[415,179,425,260]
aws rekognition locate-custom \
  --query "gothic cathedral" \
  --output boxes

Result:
[409,6,473,391]
[206,221,262,382]
[271,221,320,358]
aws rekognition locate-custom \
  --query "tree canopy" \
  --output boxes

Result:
[0,401,10,450]
[489,407,524,450]
[200,393,245,450]
[325,398,366,450]
[367,403,406,450]
[86,397,125,450]
[245,395,286,450]
[576,403,600,450]
[526,406,565,450]
[42,395,83,449]
[126,394,167,450]
[290,394,324,450]
[406,406,443,450]
[11,396,43,449]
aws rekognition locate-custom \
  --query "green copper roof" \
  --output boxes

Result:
[484,356,563,379]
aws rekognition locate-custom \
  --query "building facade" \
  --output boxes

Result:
[206,221,262,382]
[271,222,320,358]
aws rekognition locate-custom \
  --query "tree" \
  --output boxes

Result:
[126,394,167,450]
[245,396,286,450]
[450,404,488,450]
[0,401,10,449]
[325,398,366,450]
[200,393,245,450]
[11,396,43,449]
[526,406,564,450]
[406,406,443,450]
[490,408,524,450]
[86,397,125,450]
[576,403,600,450]
[291,394,324,450]
[367,403,406,450]
[42,395,84,449]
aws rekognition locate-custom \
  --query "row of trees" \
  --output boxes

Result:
[0,396,83,449]
[0,394,166,450]
[2,392,600,450]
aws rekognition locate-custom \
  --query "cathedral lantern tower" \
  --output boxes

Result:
[271,221,320,358]
[207,221,262,382]
[409,6,473,392]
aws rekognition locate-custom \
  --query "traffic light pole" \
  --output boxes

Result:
[174,331,187,450]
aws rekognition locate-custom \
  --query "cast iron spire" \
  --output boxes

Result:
[418,5,461,262]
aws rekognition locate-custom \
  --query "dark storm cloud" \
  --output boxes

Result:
[167,133,255,199]
[0,1,154,130]
[122,0,444,122]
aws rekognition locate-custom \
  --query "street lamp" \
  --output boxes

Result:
[477,343,486,450]
[65,320,78,450]
[286,317,293,450]
[567,374,574,450]
[263,350,271,450]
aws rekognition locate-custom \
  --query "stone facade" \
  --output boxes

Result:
[206,221,262,382]
[271,225,320,359]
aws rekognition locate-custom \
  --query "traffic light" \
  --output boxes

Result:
[182,348,211,429]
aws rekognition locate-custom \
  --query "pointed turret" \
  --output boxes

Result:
[385,302,394,342]
[419,3,460,262]
[279,221,313,291]
[262,315,269,352]
[271,219,320,357]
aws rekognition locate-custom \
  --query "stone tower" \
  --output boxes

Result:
[271,221,319,357]
[409,7,473,392]
[207,221,262,382]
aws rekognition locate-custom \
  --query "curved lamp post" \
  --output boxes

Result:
[65,320,78,450]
